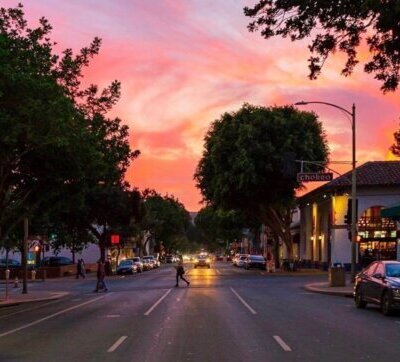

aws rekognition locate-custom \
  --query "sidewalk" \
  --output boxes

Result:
[304,275,354,297]
[264,268,328,277]
[0,289,69,307]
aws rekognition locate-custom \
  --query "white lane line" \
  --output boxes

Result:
[144,289,172,316]
[0,294,110,339]
[106,314,120,318]
[273,335,292,352]
[215,269,221,275]
[107,336,127,352]
[230,287,257,315]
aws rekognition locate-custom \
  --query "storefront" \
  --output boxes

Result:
[298,161,400,269]
[358,206,397,266]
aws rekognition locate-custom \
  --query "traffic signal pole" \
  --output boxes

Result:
[351,103,357,282]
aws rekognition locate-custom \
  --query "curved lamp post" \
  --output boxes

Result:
[295,101,357,281]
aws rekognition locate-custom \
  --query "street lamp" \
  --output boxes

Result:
[295,101,357,281]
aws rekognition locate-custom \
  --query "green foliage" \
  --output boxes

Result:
[244,1,400,92]
[195,104,328,214]
[141,190,192,252]
[0,4,139,255]
[194,104,329,256]
[195,206,245,250]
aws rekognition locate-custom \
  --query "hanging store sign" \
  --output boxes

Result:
[297,172,333,182]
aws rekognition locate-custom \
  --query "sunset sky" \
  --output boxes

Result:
[8,0,400,211]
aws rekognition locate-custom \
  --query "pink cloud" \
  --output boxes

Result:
[3,1,400,210]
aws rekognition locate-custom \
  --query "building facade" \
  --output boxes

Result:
[298,161,400,269]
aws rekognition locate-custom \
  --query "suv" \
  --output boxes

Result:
[354,260,400,315]
[194,255,211,269]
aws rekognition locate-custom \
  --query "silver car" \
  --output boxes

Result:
[127,257,144,273]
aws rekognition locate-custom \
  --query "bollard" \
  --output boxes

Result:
[31,269,36,281]
[14,276,19,288]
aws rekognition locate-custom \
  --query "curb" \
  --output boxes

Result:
[0,292,69,308]
[304,283,353,297]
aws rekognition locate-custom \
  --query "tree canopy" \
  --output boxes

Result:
[194,104,329,256]
[140,190,192,254]
[195,206,245,251]
[0,4,139,257]
[244,1,400,92]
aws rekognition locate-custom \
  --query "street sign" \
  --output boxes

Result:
[297,172,333,182]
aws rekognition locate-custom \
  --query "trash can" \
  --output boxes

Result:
[329,266,346,287]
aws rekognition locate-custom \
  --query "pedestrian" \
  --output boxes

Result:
[175,261,190,287]
[76,258,86,279]
[94,259,108,292]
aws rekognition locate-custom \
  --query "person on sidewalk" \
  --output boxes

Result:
[175,261,190,287]
[76,258,86,279]
[94,259,108,292]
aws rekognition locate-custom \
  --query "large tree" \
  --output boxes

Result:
[194,104,329,257]
[0,4,139,261]
[195,206,245,252]
[140,190,192,255]
[244,1,400,92]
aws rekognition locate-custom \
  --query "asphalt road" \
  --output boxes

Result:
[1,262,400,361]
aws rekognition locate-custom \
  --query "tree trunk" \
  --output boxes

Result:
[71,239,76,264]
[272,235,280,269]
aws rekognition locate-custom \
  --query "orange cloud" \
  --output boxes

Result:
[4,0,400,210]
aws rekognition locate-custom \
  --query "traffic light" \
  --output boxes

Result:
[281,152,297,178]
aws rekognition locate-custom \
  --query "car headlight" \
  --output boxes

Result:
[206,258,210,263]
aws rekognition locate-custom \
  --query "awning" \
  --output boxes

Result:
[380,203,400,220]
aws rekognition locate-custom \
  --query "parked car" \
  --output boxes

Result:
[142,258,152,270]
[116,260,138,275]
[354,260,400,315]
[194,255,211,269]
[0,258,21,268]
[244,255,266,270]
[41,256,73,267]
[127,257,143,273]
[233,254,248,267]
[143,256,158,269]
[165,255,174,263]
[215,255,224,261]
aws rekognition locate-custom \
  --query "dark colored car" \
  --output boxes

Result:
[244,255,266,270]
[194,255,211,268]
[0,258,21,268]
[116,260,138,275]
[41,256,73,267]
[165,255,174,263]
[354,260,400,315]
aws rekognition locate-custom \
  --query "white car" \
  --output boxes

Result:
[142,255,159,268]
[233,254,248,267]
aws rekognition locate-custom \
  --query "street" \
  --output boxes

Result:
[1,262,400,361]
